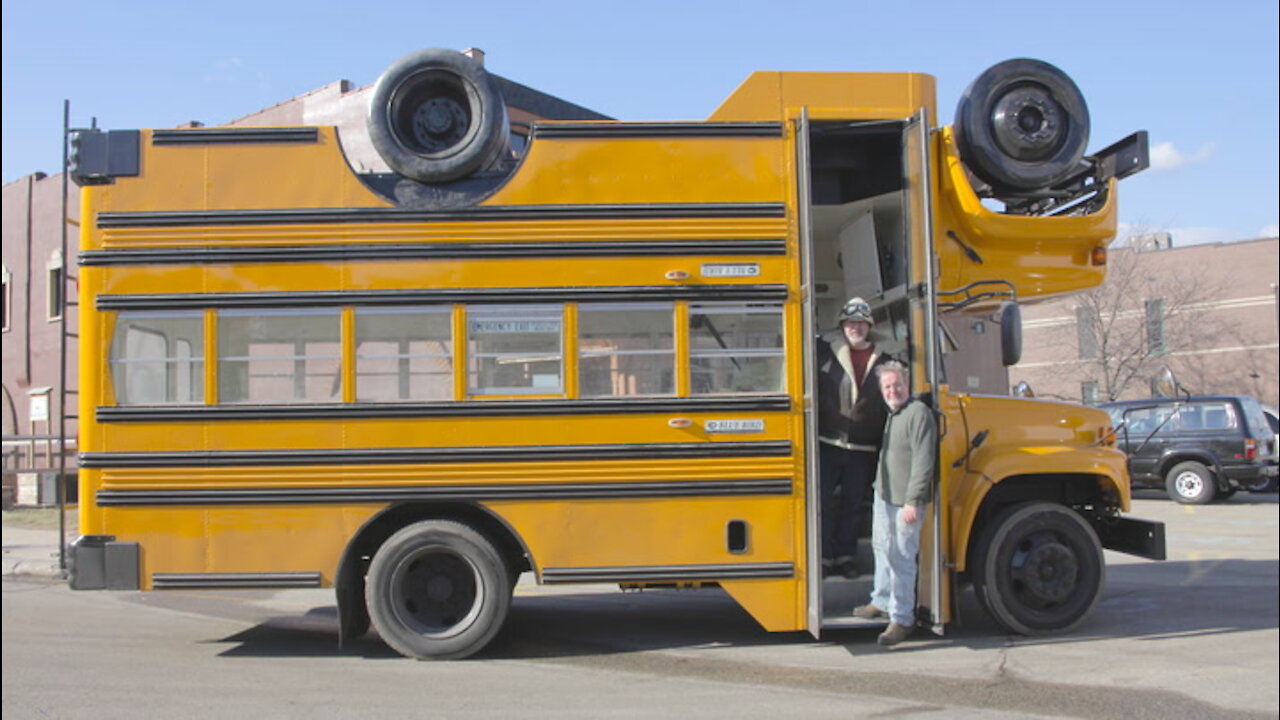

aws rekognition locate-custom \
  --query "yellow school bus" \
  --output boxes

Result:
[68,49,1164,659]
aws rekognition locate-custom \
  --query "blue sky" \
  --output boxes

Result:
[3,0,1276,246]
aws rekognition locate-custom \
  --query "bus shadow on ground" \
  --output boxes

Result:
[834,556,1280,657]
[209,606,401,660]
[207,556,1276,660]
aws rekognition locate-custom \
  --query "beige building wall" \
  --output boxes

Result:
[1014,238,1279,407]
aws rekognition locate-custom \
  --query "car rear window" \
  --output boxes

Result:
[1174,402,1236,431]
[1238,396,1272,437]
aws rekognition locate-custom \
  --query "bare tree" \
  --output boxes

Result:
[1068,244,1237,401]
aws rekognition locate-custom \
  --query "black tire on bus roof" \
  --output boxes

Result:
[368,48,511,184]
[954,58,1090,193]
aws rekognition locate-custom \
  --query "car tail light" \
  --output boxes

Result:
[1244,438,1257,460]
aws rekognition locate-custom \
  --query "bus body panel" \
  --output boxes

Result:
[71,61,1161,657]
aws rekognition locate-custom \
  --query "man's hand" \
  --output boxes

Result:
[900,504,919,524]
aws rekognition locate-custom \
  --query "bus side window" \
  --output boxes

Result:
[466,304,563,397]
[578,303,675,397]
[218,309,342,404]
[109,311,204,405]
[354,307,453,402]
[688,303,785,395]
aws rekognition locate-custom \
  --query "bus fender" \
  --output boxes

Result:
[951,447,1127,574]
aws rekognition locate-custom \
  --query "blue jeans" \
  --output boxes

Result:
[869,492,922,626]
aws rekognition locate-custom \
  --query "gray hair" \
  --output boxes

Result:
[875,359,908,383]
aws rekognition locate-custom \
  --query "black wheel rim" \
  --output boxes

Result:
[990,84,1065,162]
[388,70,479,158]
[1004,529,1081,611]
[389,544,485,639]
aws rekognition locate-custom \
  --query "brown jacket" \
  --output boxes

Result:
[815,330,892,452]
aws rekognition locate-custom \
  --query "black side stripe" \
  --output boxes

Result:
[96,203,787,228]
[151,572,321,589]
[151,128,319,145]
[97,396,790,423]
[532,122,785,139]
[541,562,794,583]
[96,284,789,311]
[80,441,793,468]
[79,239,788,266]
[95,478,794,507]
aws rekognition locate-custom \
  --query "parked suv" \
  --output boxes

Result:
[1100,395,1278,503]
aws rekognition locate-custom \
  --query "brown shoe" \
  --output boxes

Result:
[877,622,912,647]
[852,604,887,620]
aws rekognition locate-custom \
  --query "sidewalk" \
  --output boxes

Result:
[1,514,72,580]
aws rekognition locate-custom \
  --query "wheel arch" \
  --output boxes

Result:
[334,501,533,645]
[1155,450,1223,484]
[954,472,1122,576]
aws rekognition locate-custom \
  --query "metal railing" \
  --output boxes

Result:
[2,434,78,473]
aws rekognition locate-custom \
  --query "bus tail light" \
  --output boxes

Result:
[1098,425,1117,447]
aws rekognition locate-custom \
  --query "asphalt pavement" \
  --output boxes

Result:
[1,518,71,580]
[4,495,1277,717]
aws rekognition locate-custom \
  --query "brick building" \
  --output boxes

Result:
[1015,237,1279,407]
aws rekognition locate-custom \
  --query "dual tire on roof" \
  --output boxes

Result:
[368,50,1091,196]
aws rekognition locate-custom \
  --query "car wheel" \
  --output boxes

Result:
[971,502,1104,635]
[365,519,512,659]
[1165,461,1217,505]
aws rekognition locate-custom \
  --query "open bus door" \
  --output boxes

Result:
[796,109,823,638]
[902,109,949,634]
[799,108,948,636]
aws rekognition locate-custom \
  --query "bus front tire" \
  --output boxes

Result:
[365,519,512,660]
[954,58,1090,193]
[972,502,1103,635]
[1165,461,1217,504]
[368,48,510,184]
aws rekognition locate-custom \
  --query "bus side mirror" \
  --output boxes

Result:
[998,300,1022,366]
[1152,365,1186,399]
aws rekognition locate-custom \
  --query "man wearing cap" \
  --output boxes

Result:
[815,297,892,579]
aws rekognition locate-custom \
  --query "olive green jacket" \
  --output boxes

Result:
[874,397,937,507]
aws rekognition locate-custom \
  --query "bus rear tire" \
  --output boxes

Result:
[368,48,510,184]
[972,502,1103,635]
[365,519,512,659]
